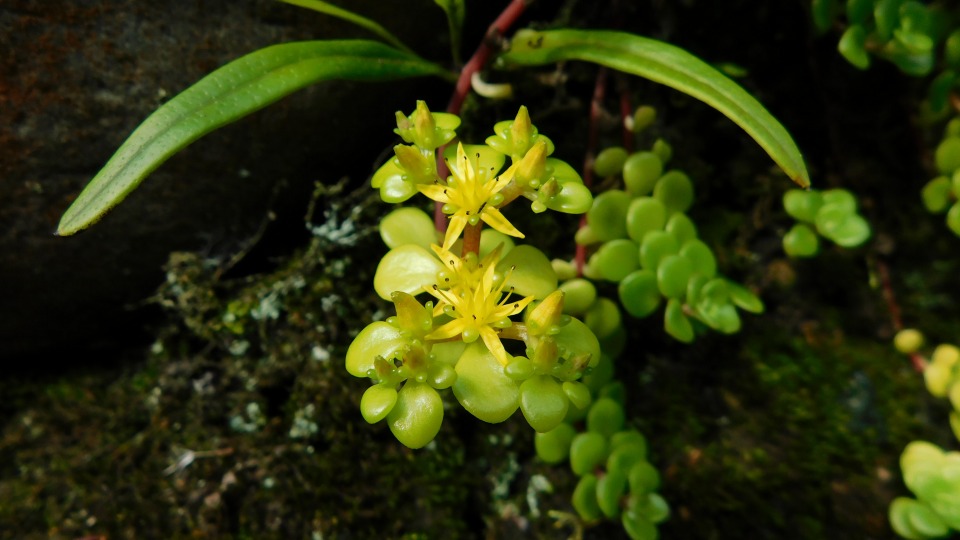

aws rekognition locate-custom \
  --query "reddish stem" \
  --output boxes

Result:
[462,223,482,257]
[575,68,608,276]
[436,0,529,234]
[876,259,926,373]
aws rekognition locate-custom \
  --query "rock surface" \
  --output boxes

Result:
[0,0,449,358]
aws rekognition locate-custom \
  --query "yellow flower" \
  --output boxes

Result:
[418,143,524,250]
[423,246,533,366]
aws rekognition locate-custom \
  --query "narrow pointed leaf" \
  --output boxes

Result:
[434,0,465,64]
[280,0,415,55]
[58,40,448,235]
[501,29,810,187]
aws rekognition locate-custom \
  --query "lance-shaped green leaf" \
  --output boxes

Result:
[57,40,449,235]
[279,0,415,55]
[434,0,465,64]
[501,29,810,187]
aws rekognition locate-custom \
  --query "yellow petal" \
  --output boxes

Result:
[417,183,451,204]
[426,318,470,341]
[442,214,468,251]
[480,327,510,366]
[481,208,525,239]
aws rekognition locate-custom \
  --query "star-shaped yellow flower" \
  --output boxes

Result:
[418,143,524,250]
[423,246,533,366]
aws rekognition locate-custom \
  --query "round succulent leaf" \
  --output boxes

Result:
[611,430,648,453]
[595,239,641,282]
[378,168,420,203]
[726,281,765,314]
[697,299,741,334]
[556,319,604,370]
[623,152,663,196]
[545,181,594,214]
[657,254,693,299]
[652,138,672,164]
[559,278,597,316]
[889,498,926,540]
[374,244,445,300]
[874,0,899,41]
[597,469,628,518]
[575,224,602,246]
[947,202,960,236]
[924,361,952,398]
[946,29,960,68]
[838,24,870,69]
[570,432,610,475]
[431,340,466,365]
[626,197,668,243]
[587,397,626,437]
[822,189,857,211]
[815,204,853,239]
[497,244,558,299]
[783,189,823,223]
[933,344,960,368]
[599,381,627,407]
[894,29,933,55]
[563,381,593,410]
[936,137,960,175]
[582,353,615,395]
[664,298,694,343]
[360,384,399,424]
[607,443,648,478]
[583,297,622,340]
[587,190,633,241]
[346,322,408,377]
[902,441,945,473]
[387,382,443,449]
[622,511,658,540]
[922,177,953,213]
[520,375,570,433]
[686,274,710,306]
[680,239,717,279]
[639,493,670,524]
[428,363,457,389]
[453,342,520,423]
[640,230,680,270]
[600,323,628,359]
[380,207,437,250]
[594,146,629,177]
[535,423,577,464]
[628,461,661,495]
[632,106,657,133]
[618,270,661,318]
[904,463,950,502]
[371,158,401,189]
[546,157,584,185]
[665,213,697,245]
[479,229,515,259]
[653,170,694,215]
[573,474,603,521]
[783,223,820,257]
[505,355,534,381]
[928,491,960,530]
[827,214,871,247]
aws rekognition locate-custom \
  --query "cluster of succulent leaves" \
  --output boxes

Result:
[813,0,959,81]
[570,139,764,343]
[346,103,604,448]
[922,118,960,236]
[889,330,960,539]
[781,188,872,257]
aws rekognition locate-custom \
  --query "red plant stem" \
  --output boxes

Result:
[876,259,926,373]
[462,223,482,257]
[575,67,608,276]
[436,0,529,233]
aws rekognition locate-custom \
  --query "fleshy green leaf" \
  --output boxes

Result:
[502,29,810,187]
[58,40,448,235]
[452,342,520,423]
